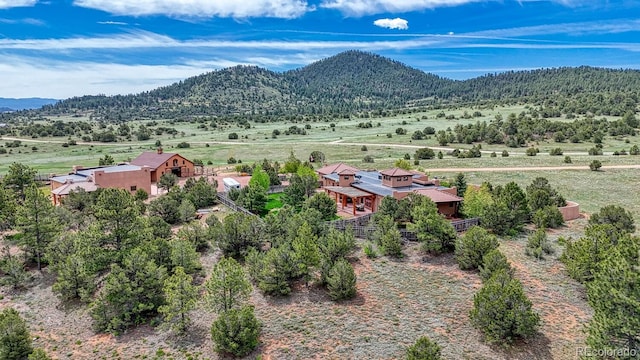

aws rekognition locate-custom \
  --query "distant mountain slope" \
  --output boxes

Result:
[28,51,640,120]
[0,97,58,110]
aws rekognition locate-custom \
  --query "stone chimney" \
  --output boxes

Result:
[157,147,163,154]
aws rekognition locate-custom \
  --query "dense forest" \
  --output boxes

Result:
[3,51,640,122]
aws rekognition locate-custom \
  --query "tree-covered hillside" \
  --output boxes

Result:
[13,51,640,121]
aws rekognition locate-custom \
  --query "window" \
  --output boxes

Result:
[173,159,178,166]
[165,162,168,166]
[130,186,137,191]
[403,176,408,181]
[183,160,185,165]
[343,176,350,180]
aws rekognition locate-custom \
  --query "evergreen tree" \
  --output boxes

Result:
[586,236,640,355]
[588,204,636,236]
[455,226,499,270]
[205,257,252,313]
[2,162,36,201]
[211,306,260,357]
[158,267,197,334]
[379,226,403,258]
[0,187,16,231]
[28,348,52,360]
[177,222,212,252]
[292,222,320,286]
[326,258,357,301]
[0,246,29,289]
[478,249,513,283]
[158,173,178,193]
[216,213,263,260]
[52,254,96,302]
[257,245,297,296]
[303,192,337,221]
[177,198,196,223]
[406,336,442,360]
[454,173,467,198]
[408,200,457,254]
[17,184,60,270]
[169,239,201,275]
[561,224,618,283]
[93,188,145,254]
[0,308,33,360]
[469,270,540,344]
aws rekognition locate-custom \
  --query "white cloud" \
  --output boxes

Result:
[321,0,588,16]
[374,18,408,30]
[321,0,478,16]
[73,0,310,19]
[97,21,128,25]
[0,17,44,25]
[0,0,37,9]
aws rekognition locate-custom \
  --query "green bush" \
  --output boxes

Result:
[549,147,563,156]
[0,308,33,360]
[176,141,190,148]
[211,306,260,357]
[479,249,513,283]
[469,270,540,344]
[525,147,538,156]
[363,242,378,259]
[533,205,564,229]
[563,155,572,164]
[589,160,602,171]
[455,226,499,270]
[525,228,554,259]
[501,150,509,157]
[327,258,357,301]
[406,336,442,360]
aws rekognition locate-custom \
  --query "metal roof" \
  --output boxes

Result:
[324,186,373,198]
[50,174,89,184]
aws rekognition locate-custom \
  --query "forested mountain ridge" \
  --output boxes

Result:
[22,51,640,120]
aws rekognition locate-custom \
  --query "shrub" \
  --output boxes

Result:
[525,147,538,156]
[360,145,367,151]
[455,226,500,270]
[379,227,403,258]
[403,153,411,160]
[588,147,603,155]
[533,205,564,229]
[549,148,563,156]
[630,144,640,155]
[564,155,572,164]
[525,228,554,259]
[363,155,374,163]
[479,250,513,283]
[227,157,237,164]
[589,160,602,171]
[0,308,33,360]
[395,128,407,135]
[501,150,509,157]
[210,306,260,357]
[469,270,540,344]
[588,205,635,235]
[423,126,436,135]
[363,242,378,258]
[176,142,190,148]
[406,336,442,360]
[490,152,497,157]
[415,147,435,160]
[411,131,424,140]
[327,259,357,301]
[228,132,239,140]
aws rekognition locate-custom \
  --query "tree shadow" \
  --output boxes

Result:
[493,332,554,360]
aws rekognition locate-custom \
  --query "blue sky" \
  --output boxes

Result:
[1,0,640,99]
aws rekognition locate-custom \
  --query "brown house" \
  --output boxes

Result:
[130,148,195,182]
[50,164,152,205]
[318,164,462,218]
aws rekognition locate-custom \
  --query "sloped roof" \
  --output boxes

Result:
[324,186,372,198]
[51,182,98,196]
[316,162,359,175]
[413,188,463,203]
[50,174,88,184]
[130,152,191,170]
[338,169,356,176]
[380,167,414,177]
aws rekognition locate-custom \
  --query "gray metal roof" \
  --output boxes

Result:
[351,170,438,196]
[50,174,89,184]
[76,164,142,177]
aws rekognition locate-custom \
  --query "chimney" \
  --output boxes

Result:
[72,165,83,173]
[157,147,163,154]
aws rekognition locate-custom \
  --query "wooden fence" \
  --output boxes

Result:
[216,192,256,217]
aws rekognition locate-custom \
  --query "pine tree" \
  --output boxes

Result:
[292,222,320,286]
[454,172,467,198]
[327,258,357,301]
[408,200,457,254]
[478,249,513,283]
[0,308,33,360]
[211,306,260,357]
[379,226,403,258]
[455,226,499,270]
[177,199,196,224]
[469,270,540,344]
[52,254,96,302]
[28,348,52,360]
[586,236,640,354]
[159,267,197,334]
[17,184,60,270]
[169,239,201,275]
[93,188,144,253]
[205,257,252,313]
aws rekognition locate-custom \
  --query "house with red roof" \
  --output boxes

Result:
[130,148,195,182]
[317,164,462,217]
